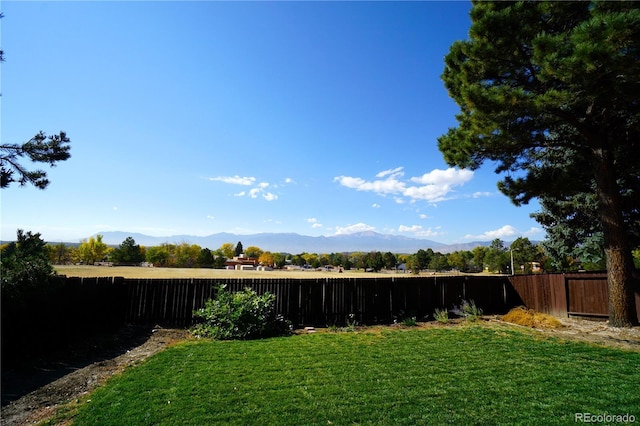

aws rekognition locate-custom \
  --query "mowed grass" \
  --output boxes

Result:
[72,324,640,425]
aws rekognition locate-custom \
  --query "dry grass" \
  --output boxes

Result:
[54,265,417,279]
[502,306,564,329]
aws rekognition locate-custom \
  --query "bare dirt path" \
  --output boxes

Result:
[1,327,189,426]
[1,318,638,426]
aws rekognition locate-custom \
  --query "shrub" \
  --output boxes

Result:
[434,308,450,324]
[452,300,483,322]
[343,313,358,332]
[192,285,290,340]
[402,316,418,327]
[502,306,563,329]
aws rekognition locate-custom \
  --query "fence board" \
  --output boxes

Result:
[509,272,640,322]
[117,275,515,327]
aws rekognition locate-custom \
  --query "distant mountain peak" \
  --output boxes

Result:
[88,230,490,254]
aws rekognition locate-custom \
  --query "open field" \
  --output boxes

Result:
[54,265,458,279]
[67,324,640,425]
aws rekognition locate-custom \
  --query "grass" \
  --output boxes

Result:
[53,265,418,279]
[53,265,483,279]
[69,324,640,425]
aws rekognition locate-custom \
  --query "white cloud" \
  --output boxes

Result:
[210,175,256,185]
[334,223,376,235]
[472,191,492,198]
[410,168,473,186]
[464,225,518,240]
[376,166,404,178]
[333,173,406,195]
[284,177,294,184]
[206,215,215,220]
[306,217,323,228]
[399,225,423,233]
[334,167,474,203]
[419,214,429,219]
[523,226,543,237]
[398,224,442,238]
[403,184,452,202]
[372,203,380,208]
[214,175,278,201]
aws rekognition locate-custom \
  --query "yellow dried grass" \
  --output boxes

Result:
[502,306,563,329]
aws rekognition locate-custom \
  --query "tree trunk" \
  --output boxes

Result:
[593,148,638,327]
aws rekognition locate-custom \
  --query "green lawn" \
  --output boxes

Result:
[71,324,640,425]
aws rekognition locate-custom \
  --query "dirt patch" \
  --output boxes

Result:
[1,326,189,426]
[2,318,639,426]
[531,316,640,351]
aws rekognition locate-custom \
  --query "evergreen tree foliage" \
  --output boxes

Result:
[234,241,243,257]
[1,132,71,189]
[1,229,57,299]
[110,237,145,265]
[438,1,639,326]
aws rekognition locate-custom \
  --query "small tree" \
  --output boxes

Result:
[219,243,235,259]
[197,248,215,268]
[244,245,263,259]
[383,252,397,270]
[234,241,243,257]
[484,239,509,274]
[213,255,227,269]
[48,242,72,265]
[110,237,145,265]
[258,251,275,267]
[76,235,109,265]
[1,229,57,298]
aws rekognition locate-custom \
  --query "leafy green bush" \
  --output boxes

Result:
[192,285,290,340]
[402,316,418,327]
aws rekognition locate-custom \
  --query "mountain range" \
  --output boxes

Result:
[89,231,494,254]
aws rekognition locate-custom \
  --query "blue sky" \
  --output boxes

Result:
[1,1,543,245]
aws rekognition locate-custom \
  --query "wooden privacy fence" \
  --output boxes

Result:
[1,276,128,366]
[123,275,520,327]
[508,272,640,322]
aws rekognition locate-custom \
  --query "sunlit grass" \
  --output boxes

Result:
[71,324,640,425]
[53,265,420,279]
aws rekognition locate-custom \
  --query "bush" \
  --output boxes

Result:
[192,285,290,340]
[434,308,450,324]
[343,313,358,332]
[452,300,483,322]
[402,316,418,327]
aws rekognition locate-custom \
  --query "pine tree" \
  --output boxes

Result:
[438,1,639,326]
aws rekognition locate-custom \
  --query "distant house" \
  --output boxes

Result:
[225,254,259,271]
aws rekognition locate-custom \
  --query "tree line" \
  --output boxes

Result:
[26,233,640,274]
